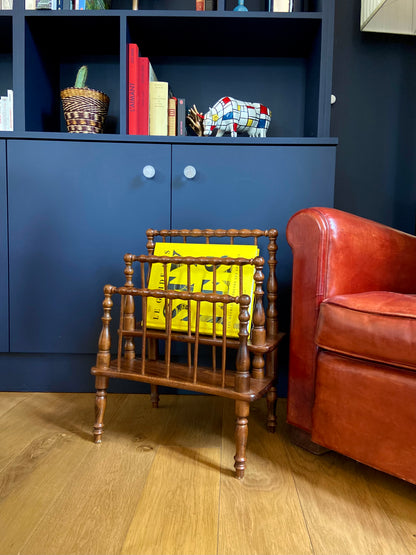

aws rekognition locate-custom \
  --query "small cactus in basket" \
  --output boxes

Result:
[60,65,110,134]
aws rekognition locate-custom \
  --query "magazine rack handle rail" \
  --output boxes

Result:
[146,227,278,245]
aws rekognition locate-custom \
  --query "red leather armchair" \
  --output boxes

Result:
[286,207,416,485]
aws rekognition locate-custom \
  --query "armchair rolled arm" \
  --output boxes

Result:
[285,207,416,432]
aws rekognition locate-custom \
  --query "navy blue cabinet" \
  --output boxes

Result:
[7,140,171,353]
[0,141,8,352]
[7,140,335,355]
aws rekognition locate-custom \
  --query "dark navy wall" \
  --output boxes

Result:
[331,0,416,235]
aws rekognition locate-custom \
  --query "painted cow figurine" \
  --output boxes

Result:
[203,96,271,138]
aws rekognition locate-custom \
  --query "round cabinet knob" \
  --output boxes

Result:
[184,165,197,179]
[143,165,156,179]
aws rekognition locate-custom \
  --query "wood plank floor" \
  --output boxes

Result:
[0,392,415,555]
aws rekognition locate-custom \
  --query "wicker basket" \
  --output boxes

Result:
[61,87,110,134]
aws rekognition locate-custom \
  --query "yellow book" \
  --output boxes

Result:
[146,242,259,338]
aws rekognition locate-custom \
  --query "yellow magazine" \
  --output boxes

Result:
[146,242,259,338]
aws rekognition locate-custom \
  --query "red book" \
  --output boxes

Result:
[196,0,204,10]
[137,57,150,135]
[127,43,139,135]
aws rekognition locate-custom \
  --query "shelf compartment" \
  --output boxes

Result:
[128,14,322,137]
[0,16,13,97]
[127,13,321,57]
[24,15,120,133]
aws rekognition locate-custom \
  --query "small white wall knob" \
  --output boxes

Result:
[143,165,156,179]
[331,94,336,105]
[184,165,197,179]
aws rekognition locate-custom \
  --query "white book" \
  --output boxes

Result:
[2,0,13,7]
[7,90,13,131]
[25,0,37,8]
[272,0,293,11]
[0,97,7,132]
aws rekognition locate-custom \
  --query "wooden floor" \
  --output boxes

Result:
[1,392,416,555]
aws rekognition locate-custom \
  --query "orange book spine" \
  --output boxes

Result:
[168,97,177,136]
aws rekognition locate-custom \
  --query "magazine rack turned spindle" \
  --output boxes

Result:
[91,228,283,478]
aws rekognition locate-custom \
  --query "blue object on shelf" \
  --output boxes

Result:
[233,0,248,11]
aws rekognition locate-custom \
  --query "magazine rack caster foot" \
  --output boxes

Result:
[93,376,108,444]
[266,386,277,433]
[150,385,159,408]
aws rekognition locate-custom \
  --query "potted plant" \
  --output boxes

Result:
[60,65,110,134]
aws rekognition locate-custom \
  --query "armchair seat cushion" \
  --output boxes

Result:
[316,291,416,372]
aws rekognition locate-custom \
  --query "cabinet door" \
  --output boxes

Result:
[0,140,8,352]
[171,144,336,324]
[8,140,171,353]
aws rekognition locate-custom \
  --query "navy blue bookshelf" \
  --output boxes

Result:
[0,0,336,394]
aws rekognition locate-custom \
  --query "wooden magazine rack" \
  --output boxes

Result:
[91,228,283,478]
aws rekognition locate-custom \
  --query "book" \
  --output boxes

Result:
[136,56,149,135]
[0,97,5,131]
[25,0,37,7]
[127,43,139,135]
[149,81,168,136]
[146,242,259,338]
[269,0,293,11]
[196,0,204,10]
[7,89,13,131]
[138,57,158,135]
[168,96,177,136]
[0,91,12,131]
[176,98,187,136]
[36,0,57,8]
[205,0,216,9]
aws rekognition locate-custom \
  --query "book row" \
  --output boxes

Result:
[195,0,217,10]
[127,43,187,137]
[24,0,110,8]
[198,1,296,11]
[0,0,299,10]
[0,90,13,132]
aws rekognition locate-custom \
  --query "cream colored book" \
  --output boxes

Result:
[272,0,292,11]
[149,81,168,136]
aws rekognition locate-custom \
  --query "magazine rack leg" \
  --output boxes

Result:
[150,385,159,408]
[234,400,250,479]
[93,285,113,444]
[266,387,277,433]
[94,375,108,444]
[149,338,159,408]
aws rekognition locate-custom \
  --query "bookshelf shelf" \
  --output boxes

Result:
[0,4,333,138]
